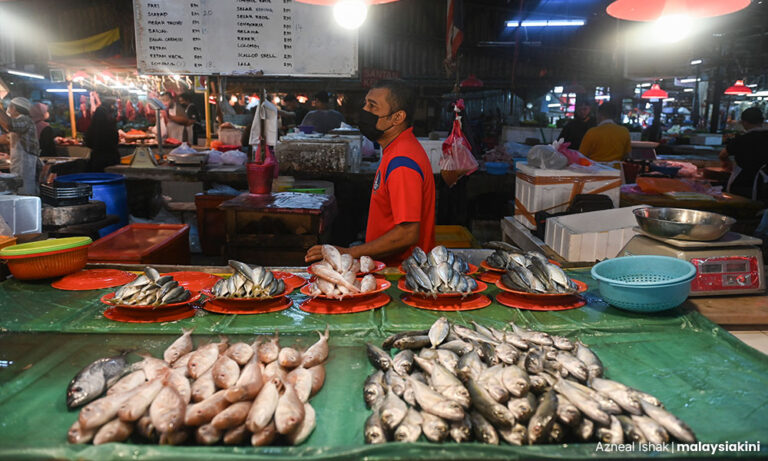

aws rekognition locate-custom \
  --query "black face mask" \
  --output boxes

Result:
[358,108,394,142]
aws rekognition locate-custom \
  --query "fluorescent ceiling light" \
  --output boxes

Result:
[46,88,87,93]
[639,83,651,88]
[663,98,675,102]
[679,78,699,83]
[747,90,768,97]
[595,95,611,100]
[553,86,564,93]
[690,59,703,65]
[684,88,694,92]
[6,69,45,80]
[506,19,585,27]
[547,103,562,108]
[747,84,758,88]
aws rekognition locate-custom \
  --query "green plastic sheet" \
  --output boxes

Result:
[0,270,767,460]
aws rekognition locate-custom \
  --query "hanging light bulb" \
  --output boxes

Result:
[333,0,368,29]
[724,80,753,95]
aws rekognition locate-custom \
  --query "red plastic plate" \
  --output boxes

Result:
[299,292,390,314]
[397,278,487,298]
[495,291,586,311]
[101,291,202,310]
[203,296,292,314]
[300,277,391,300]
[400,293,491,311]
[162,271,221,292]
[480,260,505,273]
[274,271,307,291]
[52,269,137,291]
[203,284,293,303]
[478,271,502,284]
[308,260,387,276]
[495,278,588,299]
[103,305,196,323]
[398,263,478,276]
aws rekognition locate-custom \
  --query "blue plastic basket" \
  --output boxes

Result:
[591,255,696,313]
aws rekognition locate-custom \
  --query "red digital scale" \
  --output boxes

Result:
[619,230,764,296]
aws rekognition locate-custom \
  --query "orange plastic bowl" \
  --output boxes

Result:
[2,238,92,280]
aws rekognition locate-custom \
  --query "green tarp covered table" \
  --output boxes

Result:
[0,269,766,460]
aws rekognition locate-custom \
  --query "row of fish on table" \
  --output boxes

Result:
[110,267,192,306]
[66,328,329,446]
[210,260,286,299]
[363,317,697,445]
[306,245,379,299]
[485,242,579,295]
[402,246,479,297]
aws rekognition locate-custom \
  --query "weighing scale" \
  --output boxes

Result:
[619,228,765,296]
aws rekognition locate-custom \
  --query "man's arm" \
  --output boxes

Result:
[305,222,419,263]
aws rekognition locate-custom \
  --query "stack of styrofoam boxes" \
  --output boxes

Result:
[417,138,444,173]
[0,195,42,235]
[545,206,647,262]
[514,161,622,230]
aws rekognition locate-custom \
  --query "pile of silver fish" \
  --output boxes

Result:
[67,327,329,446]
[111,267,192,306]
[363,318,697,445]
[402,246,478,297]
[307,245,378,299]
[487,248,578,295]
[211,260,286,299]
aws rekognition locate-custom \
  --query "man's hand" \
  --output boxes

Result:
[304,244,348,263]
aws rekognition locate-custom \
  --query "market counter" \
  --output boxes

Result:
[0,268,767,460]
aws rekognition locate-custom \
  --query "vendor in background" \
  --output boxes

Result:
[304,79,436,265]
[0,97,41,195]
[159,92,194,143]
[177,92,201,145]
[719,107,768,200]
[557,100,596,150]
[300,91,345,134]
[278,94,307,132]
[85,106,119,173]
[30,103,55,156]
[579,102,631,162]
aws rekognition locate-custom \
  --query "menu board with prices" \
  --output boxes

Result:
[133,0,357,77]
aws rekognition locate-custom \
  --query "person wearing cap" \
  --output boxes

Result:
[557,100,596,150]
[30,102,56,156]
[0,97,41,195]
[719,107,768,199]
[299,91,345,134]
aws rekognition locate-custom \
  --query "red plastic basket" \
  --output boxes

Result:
[4,246,90,280]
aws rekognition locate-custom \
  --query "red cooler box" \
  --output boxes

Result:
[88,224,190,265]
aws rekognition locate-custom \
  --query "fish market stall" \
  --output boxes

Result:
[0,245,766,460]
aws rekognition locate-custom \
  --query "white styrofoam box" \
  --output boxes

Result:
[690,133,723,146]
[0,195,42,235]
[544,206,647,262]
[417,138,444,173]
[514,161,622,229]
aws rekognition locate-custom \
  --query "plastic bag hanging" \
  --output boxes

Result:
[440,99,478,187]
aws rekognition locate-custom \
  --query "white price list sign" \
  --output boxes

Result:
[133,0,357,77]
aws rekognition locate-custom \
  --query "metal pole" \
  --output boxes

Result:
[204,77,211,147]
[692,64,701,126]
[67,81,77,138]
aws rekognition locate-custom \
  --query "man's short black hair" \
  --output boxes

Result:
[178,92,194,103]
[741,107,765,125]
[372,79,415,126]
[597,101,619,119]
[314,91,329,104]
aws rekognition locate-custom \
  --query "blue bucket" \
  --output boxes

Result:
[56,173,128,237]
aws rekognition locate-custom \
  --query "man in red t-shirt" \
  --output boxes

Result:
[305,80,435,265]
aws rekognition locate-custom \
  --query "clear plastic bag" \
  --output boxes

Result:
[440,102,478,187]
[527,144,568,169]
[168,142,197,155]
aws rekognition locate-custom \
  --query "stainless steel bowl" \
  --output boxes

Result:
[633,207,736,241]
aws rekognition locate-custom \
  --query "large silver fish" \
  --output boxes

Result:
[67,353,129,409]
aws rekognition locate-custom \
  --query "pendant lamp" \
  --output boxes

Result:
[724,80,753,95]
[607,0,750,21]
[641,83,668,99]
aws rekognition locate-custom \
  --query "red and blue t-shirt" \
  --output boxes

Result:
[365,127,436,265]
